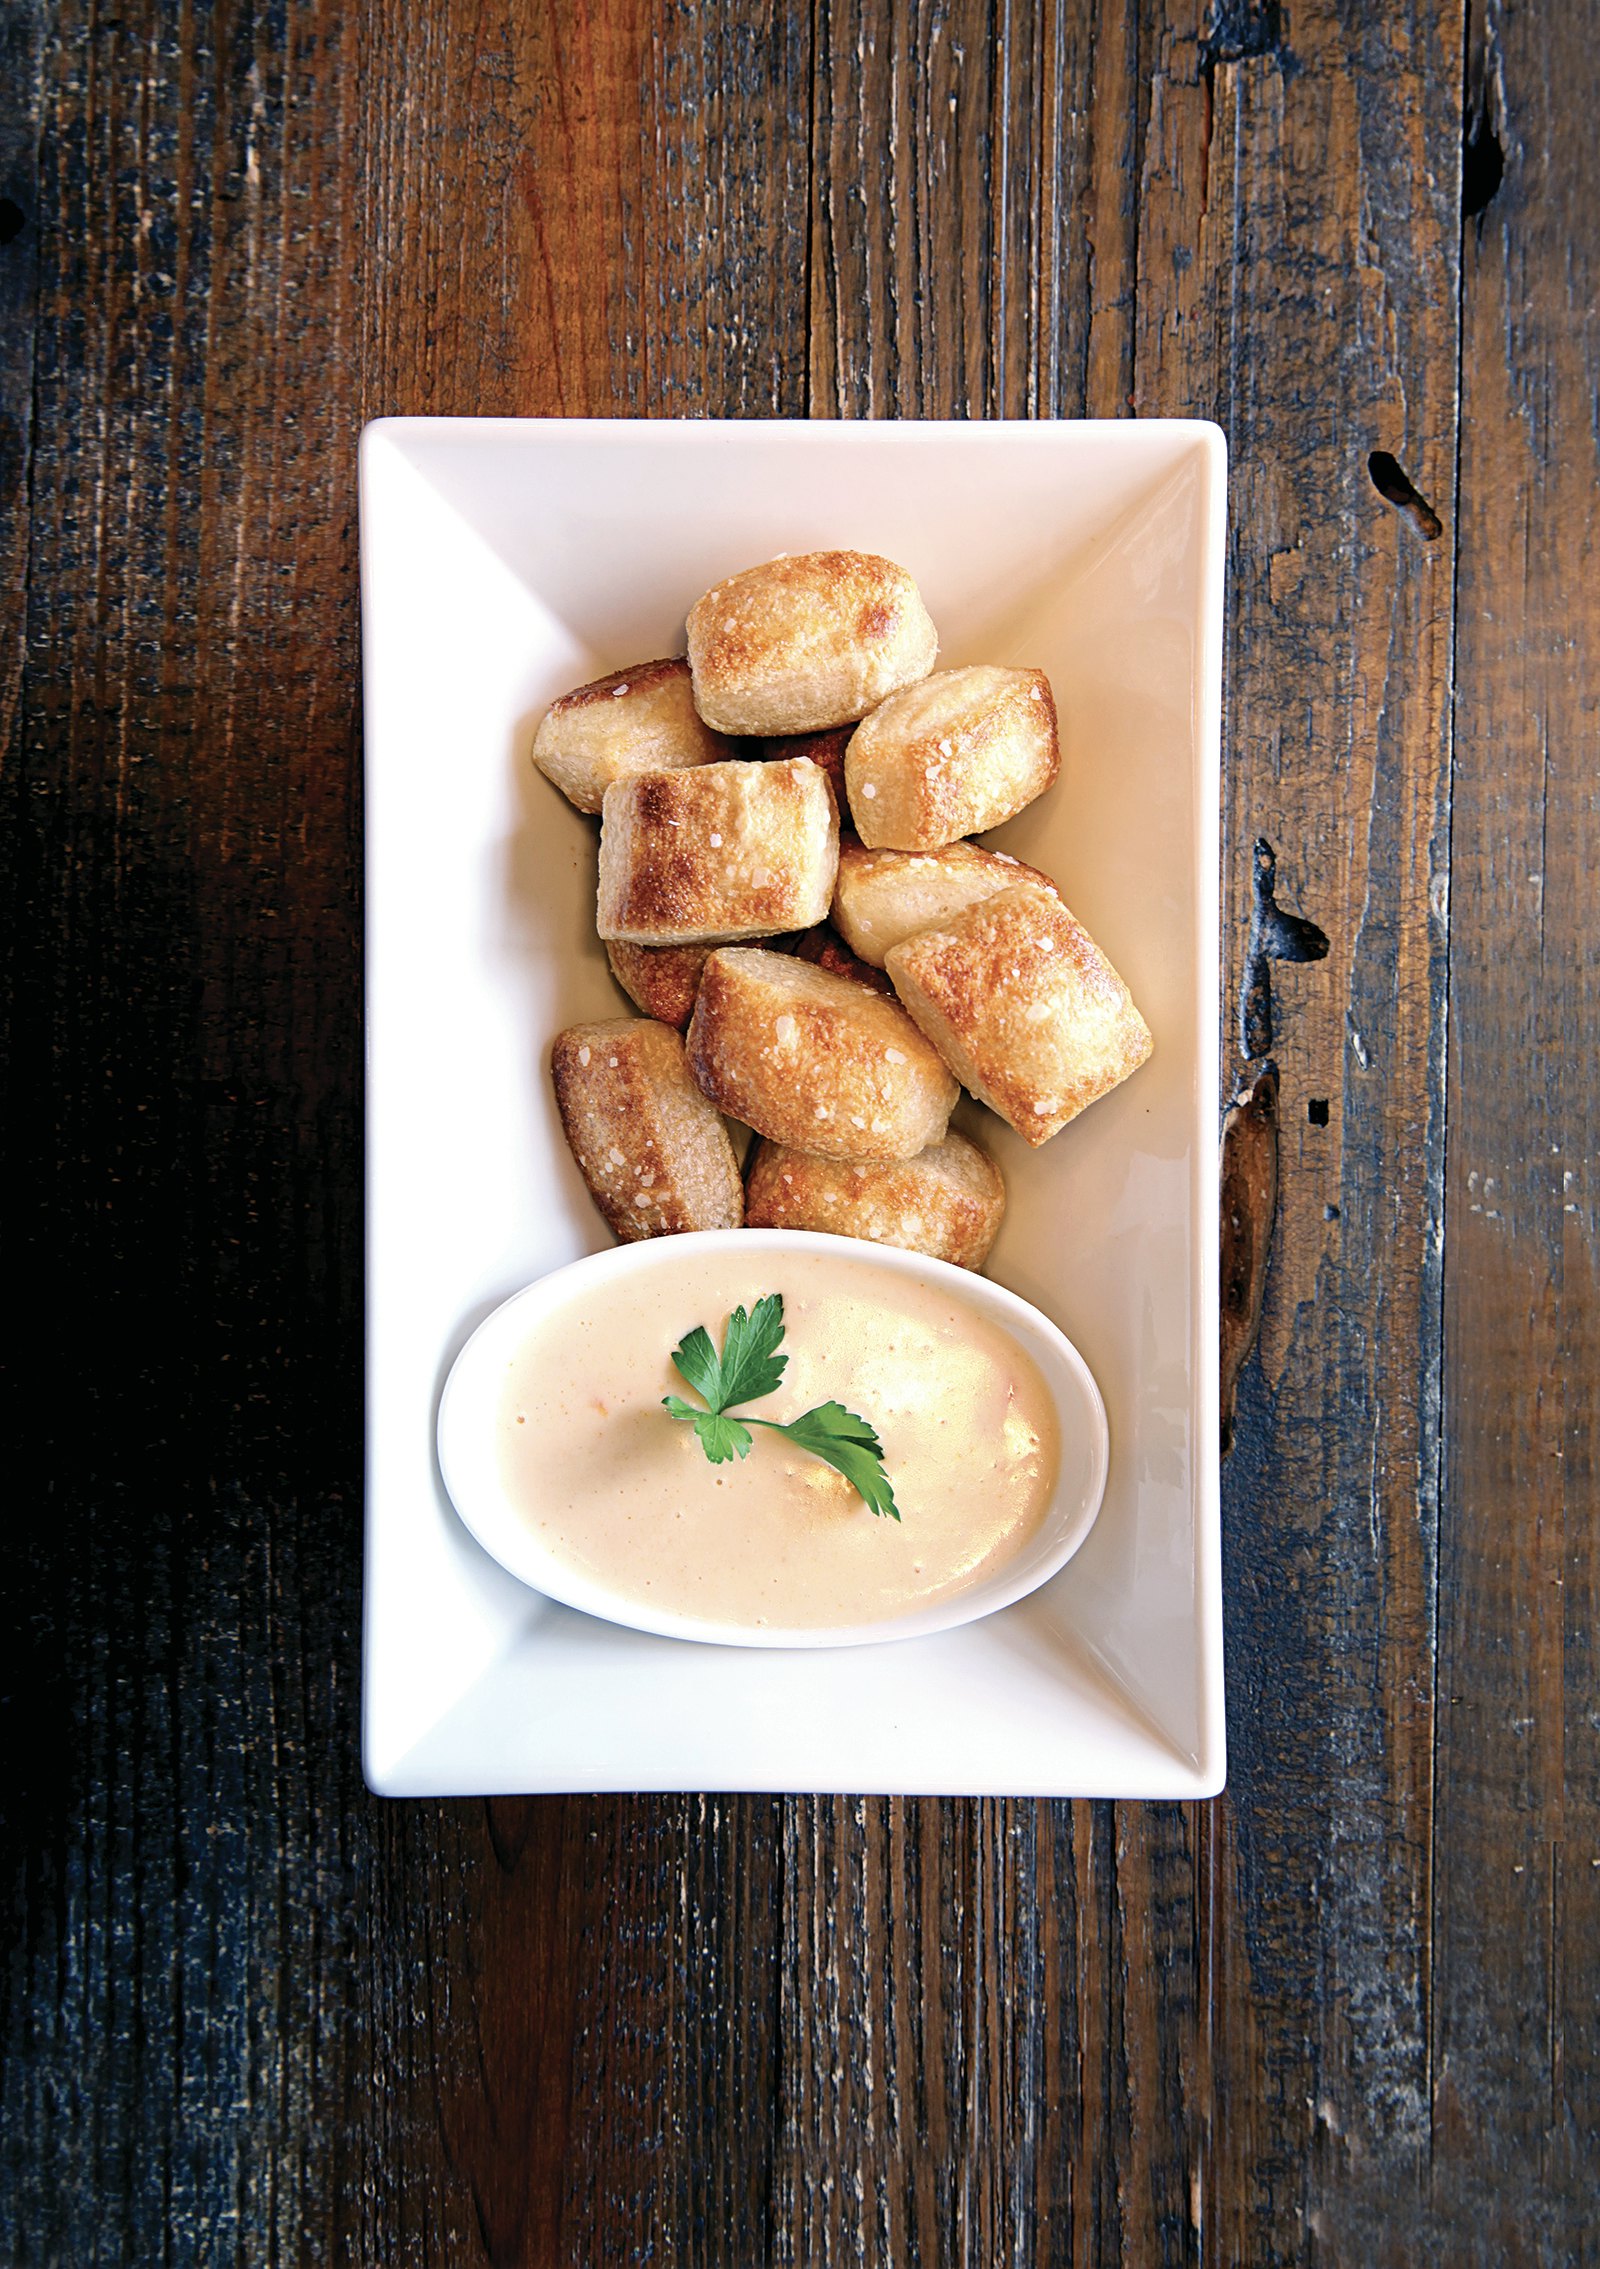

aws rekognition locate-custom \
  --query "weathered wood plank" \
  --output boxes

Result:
[1433,3,1600,2258]
[1134,1,1462,2260]
[0,6,372,2264]
[0,2,43,768]
[797,12,1205,2268]
[352,6,805,2264]
[639,0,814,416]
[810,0,1145,422]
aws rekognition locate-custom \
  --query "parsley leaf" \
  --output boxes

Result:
[667,1296,787,1414]
[665,1326,723,1410]
[661,1298,900,1518]
[664,1396,753,1462]
[750,1404,901,1522]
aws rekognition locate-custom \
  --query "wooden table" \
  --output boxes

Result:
[2,4,1594,2261]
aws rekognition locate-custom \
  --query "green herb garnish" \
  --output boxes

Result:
[662,1293,901,1521]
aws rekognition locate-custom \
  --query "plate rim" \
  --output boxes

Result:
[359,412,1227,1798]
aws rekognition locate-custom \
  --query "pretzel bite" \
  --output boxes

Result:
[604,940,713,1030]
[759,727,853,814]
[687,552,938,735]
[532,657,732,815]
[789,922,896,997]
[846,665,1059,849]
[550,1019,743,1239]
[745,1131,1005,1269]
[885,883,1152,1145]
[832,839,1056,967]
[606,930,814,1026]
[687,947,958,1161]
[597,759,839,946]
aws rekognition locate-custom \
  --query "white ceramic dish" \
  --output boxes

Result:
[436,1229,1111,1649]
[360,416,1225,1797]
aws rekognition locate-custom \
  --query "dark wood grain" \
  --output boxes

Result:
[1,0,1595,2263]
[810,0,1146,422]
[0,4,42,773]
[1434,3,1600,2258]
[1135,7,1465,2259]
[0,8,370,2264]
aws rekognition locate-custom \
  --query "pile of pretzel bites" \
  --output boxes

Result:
[535,551,1152,1274]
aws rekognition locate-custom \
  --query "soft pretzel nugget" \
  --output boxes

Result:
[832,839,1055,967]
[758,727,853,815]
[603,940,714,1030]
[597,759,838,946]
[687,552,938,735]
[606,929,816,1027]
[687,948,958,1162]
[789,922,896,997]
[745,1131,1005,1269]
[550,1018,743,1239]
[885,884,1152,1145]
[846,665,1059,849]
[533,658,732,814]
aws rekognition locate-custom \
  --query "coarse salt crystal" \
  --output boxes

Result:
[577,1045,591,1066]
[860,783,877,799]
[850,1115,866,1128]
[885,1047,906,1064]
[1033,1099,1054,1115]
[634,1191,652,1206]
[775,1014,797,1044]
[938,738,953,757]
[612,682,630,698]
[1030,684,1043,700]
[608,1146,625,1164]
[709,832,722,848]
[815,1104,829,1119]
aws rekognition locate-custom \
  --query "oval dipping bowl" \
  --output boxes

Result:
[436,1228,1110,1649]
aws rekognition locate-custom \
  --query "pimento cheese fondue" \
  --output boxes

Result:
[497,1246,1058,1629]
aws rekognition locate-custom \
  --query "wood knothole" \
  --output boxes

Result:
[1198,0,1285,72]
[1367,451,1444,541]
[1462,103,1505,218]
[1241,838,1330,1061]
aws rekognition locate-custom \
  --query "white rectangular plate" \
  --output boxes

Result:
[360,418,1225,1797]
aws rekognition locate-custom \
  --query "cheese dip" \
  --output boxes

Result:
[497,1244,1059,1629]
